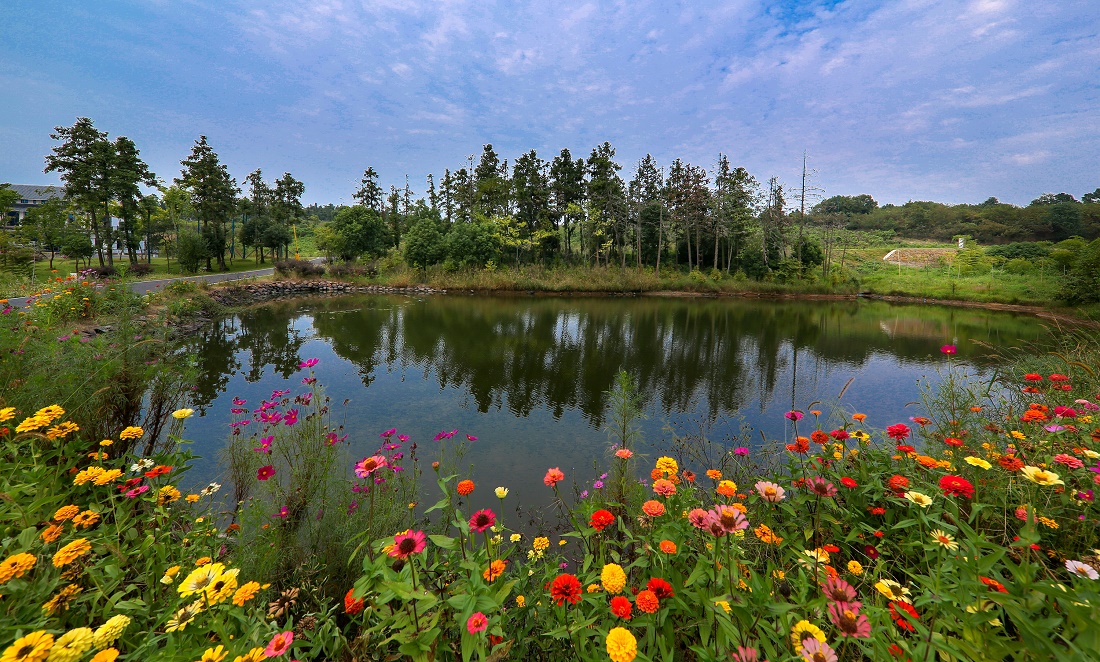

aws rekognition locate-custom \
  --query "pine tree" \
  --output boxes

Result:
[177,136,238,271]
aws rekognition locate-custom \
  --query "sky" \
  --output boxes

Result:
[1,0,1098,207]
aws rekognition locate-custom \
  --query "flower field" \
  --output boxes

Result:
[3,283,1100,660]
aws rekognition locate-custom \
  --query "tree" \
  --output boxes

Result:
[1030,192,1078,206]
[550,149,586,259]
[512,150,550,257]
[815,194,877,216]
[272,173,305,258]
[586,142,627,266]
[241,170,272,263]
[353,167,384,213]
[20,197,70,269]
[327,205,391,261]
[0,184,19,222]
[474,144,509,218]
[44,118,115,266]
[177,136,238,271]
[712,156,759,273]
[110,136,157,263]
[403,214,447,268]
[1083,188,1100,205]
[628,155,664,268]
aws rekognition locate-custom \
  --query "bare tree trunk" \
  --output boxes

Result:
[655,206,663,277]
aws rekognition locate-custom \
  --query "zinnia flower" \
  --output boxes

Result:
[615,449,634,459]
[389,530,428,559]
[264,631,294,657]
[590,509,615,531]
[886,424,911,440]
[755,481,785,502]
[550,574,582,606]
[828,602,870,638]
[1,631,53,662]
[964,456,992,469]
[456,479,475,496]
[466,612,488,634]
[1020,466,1063,486]
[652,479,676,496]
[938,475,975,499]
[544,467,564,487]
[601,563,627,594]
[642,500,665,517]
[48,628,94,662]
[806,477,837,498]
[635,589,659,613]
[659,540,677,554]
[92,614,131,649]
[929,529,958,550]
[874,579,911,602]
[483,559,507,582]
[801,638,839,662]
[469,509,496,533]
[0,552,36,583]
[171,408,194,419]
[790,620,826,653]
[821,577,857,603]
[494,486,509,498]
[344,588,365,614]
[709,504,749,533]
[610,595,632,620]
[605,627,637,662]
[890,601,920,631]
[646,577,673,600]
[52,539,91,567]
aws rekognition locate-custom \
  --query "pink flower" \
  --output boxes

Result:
[886,423,911,440]
[731,647,759,662]
[828,602,871,638]
[785,410,804,421]
[469,509,496,533]
[688,508,713,529]
[264,631,294,657]
[615,449,634,459]
[1054,406,1077,418]
[755,481,786,502]
[124,485,150,498]
[940,345,957,355]
[806,477,837,498]
[733,447,750,456]
[829,429,849,441]
[380,428,397,437]
[283,409,299,426]
[299,358,318,368]
[801,638,838,662]
[1054,453,1084,469]
[253,436,273,453]
[257,465,276,481]
[355,455,388,478]
[466,612,488,634]
[466,434,478,441]
[389,530,428,559]
[544,467,564,487]
[274,506,288,519]
[707,504,749,533]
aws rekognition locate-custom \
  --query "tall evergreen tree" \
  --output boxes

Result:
[44,117,115,266]
[550,149,586,259]
[110,135,157,263]
[353,167,384,213]
[177,136,238,271]
[474,144,509,217]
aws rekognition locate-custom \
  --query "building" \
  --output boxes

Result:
[3,184,66,225]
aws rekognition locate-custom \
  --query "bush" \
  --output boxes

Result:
[88,264,119,278]
[124,262,154,277]
[274,259,325,277]
[177,230,208,274]
[327,262,376,279]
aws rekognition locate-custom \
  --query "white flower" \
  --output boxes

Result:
[1066,560,1099,580]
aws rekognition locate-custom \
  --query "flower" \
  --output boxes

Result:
[544,467,564,487]
[874,579,911,602]
[754,524,783,545]
[641,500,665,517]
[731,646,759,662]
[494,486,509,498]
[469,509,496,533]
[840,477,858,488]
[165,600,203,631]
[654,456,678,476]
[635,589,659,613]
[591,509,615,531]
[786,410,804,421]
[197,646,227,662]
[233,581,261,606]
[659,540,677,554]
[355,455,388,478]
[92,615,130,649]
[847,560,864,575]
[344,588,366,614]
[231,649,266,662]
[821,577,858,603]
[899,491,933,510]
[118,426,143,440]
[52,538,91,567]
[46,628,94,662]
[964,456,992,469]
[938,475,975,499]
[465,611,488,634]
[206,568,240,604]
[1065,560,1099,580]
[930,529,958,550]
[1021,466,1064,486]
[790,620,827,653]
[606,627,638,662]
[172,408,194,419]
[615,448,634,459]
[1,631,53,662]
[646,577,674,600]
[890,601,920,632]
[652,479,676,496]
[709,504,749,533]
[886,424,911,440]
[479,559,506,582]
[90,649,120,662]
[264,631,294,657]
[550,574,582,606]
[940,344,957,354]
[179,563,222,597]
[299,358,319,368]
[1054,453,1084,469]
[0,552,36,583]
[755,481,785,502]
[389,530,428,559]
[54,504,81,521]
[610,595,632,620]
[454,479,475,496]
[801,638,839,662]
[806,477,837,498]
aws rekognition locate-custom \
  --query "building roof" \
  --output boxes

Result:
[3,184,65,201]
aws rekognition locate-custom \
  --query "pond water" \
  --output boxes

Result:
[176,294,1053,513]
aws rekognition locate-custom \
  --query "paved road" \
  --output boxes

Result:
[3,266,275,309]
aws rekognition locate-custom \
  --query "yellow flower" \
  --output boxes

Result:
[166,600,204,631]
[118,426,144,440]
[930,529,958,550]
[964,456,992,470]
[874,579,911,602]
[1,631,53,662]
[1010,430,1026,440]
[1021,466,1063,486]
[178,563,222,597]
[92,469,122,486]
[515,595,526,607]
[98,439,113,447]
[90,650,119,662]
[73,467,106,486]
[0,406,15,423]
[172,408,195,419]
[533,537,550,551]
[43,584,83,614]
[197,645,227,662]
[35,404,65,422]
[601,563,627,594]
[559,539,567,546]
[847,560,864,575]
[206,567,240,604]
[904,491,933,508]
[54,505,80,522]
[15,415,50,433]
[52,539,91,567]
[586,583,601,593]
[232,581,261,606]
[495,486,509,498]
[605,627,638,662]
[714,600,732,613]
[160,565,181,584]
[1038,516,1059,529]
[158,485,182,505]
[186,494,201,503]
[92,615,130,650]
[509,533,521,543]
[45,421,80,440]
[654,456,678,477]
[790,620,826,653]
[46,628,94,662]
[72,510,101,529]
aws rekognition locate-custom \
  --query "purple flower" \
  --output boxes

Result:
[1044,425,1065,433]
[380,428,397,437]
[785,410,804,421]
[733,447,750,456]
[593,481,604,489]
[274,506,288,519]
[580,490,589,498]
[299,358,319,368]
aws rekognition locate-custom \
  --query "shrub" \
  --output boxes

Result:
[125,262,154,277]
[176,230,208,274]
[274,259,325,277]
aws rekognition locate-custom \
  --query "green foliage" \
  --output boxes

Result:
[404,216,447,268]
[444,221,501,269]
[1059,238,1100,304]
[176,230,208,274]
[326,205,392,262]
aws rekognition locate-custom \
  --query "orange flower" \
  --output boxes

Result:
[716,480,737,498]
[636,589,659,613]
[642,500,665,517]
[544,467,564,487]
[483,559,507,582]
[652,479,676,497]
[41,524,63,543]
[915,455,940,469]
[810,430,829,444]
[706,469,722,480]
[659,540,677,554]
[457,480,475,496]
[852,413,867,422]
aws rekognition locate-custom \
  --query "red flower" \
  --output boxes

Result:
[811,430,830,445]
[830,429,850,441]
[610,595,632,620]
[896,445,915,454]
[469,509,497,533]
[257,465,275,481]
[144,465,173,478]
[823,544,840,553]
[869,507,886,515]
[544,467,565,487]
[590,509,615,532]
[1049,373,1069,382]
[786,437,810,454]
[938,475,975,499]
[550,574,582,606]
[890,601,919,632]
[979,576,1008,593]
[1024,373,1043,381]
[888,643,911,661]
[943,437,963,447]
[998,456,1024,471]
[887,475,909,493]
[886,424,911,440]
[344,588,365,615]
[864,544,879,560]
[646,577,674,600]
[840,477,858,488]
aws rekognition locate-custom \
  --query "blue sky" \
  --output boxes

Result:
[2,0,1097,206]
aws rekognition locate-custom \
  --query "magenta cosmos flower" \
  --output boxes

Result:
[940,345,957,355]
[389,530,428,559]
[355,455,388,478]
[469,509,496,533]
[299,358,318,368]
[257,465,276,480]
[785,410,804,421]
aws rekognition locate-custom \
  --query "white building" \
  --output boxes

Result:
[3,184,65,225]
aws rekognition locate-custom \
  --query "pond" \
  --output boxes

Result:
[176,294,1054,513]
